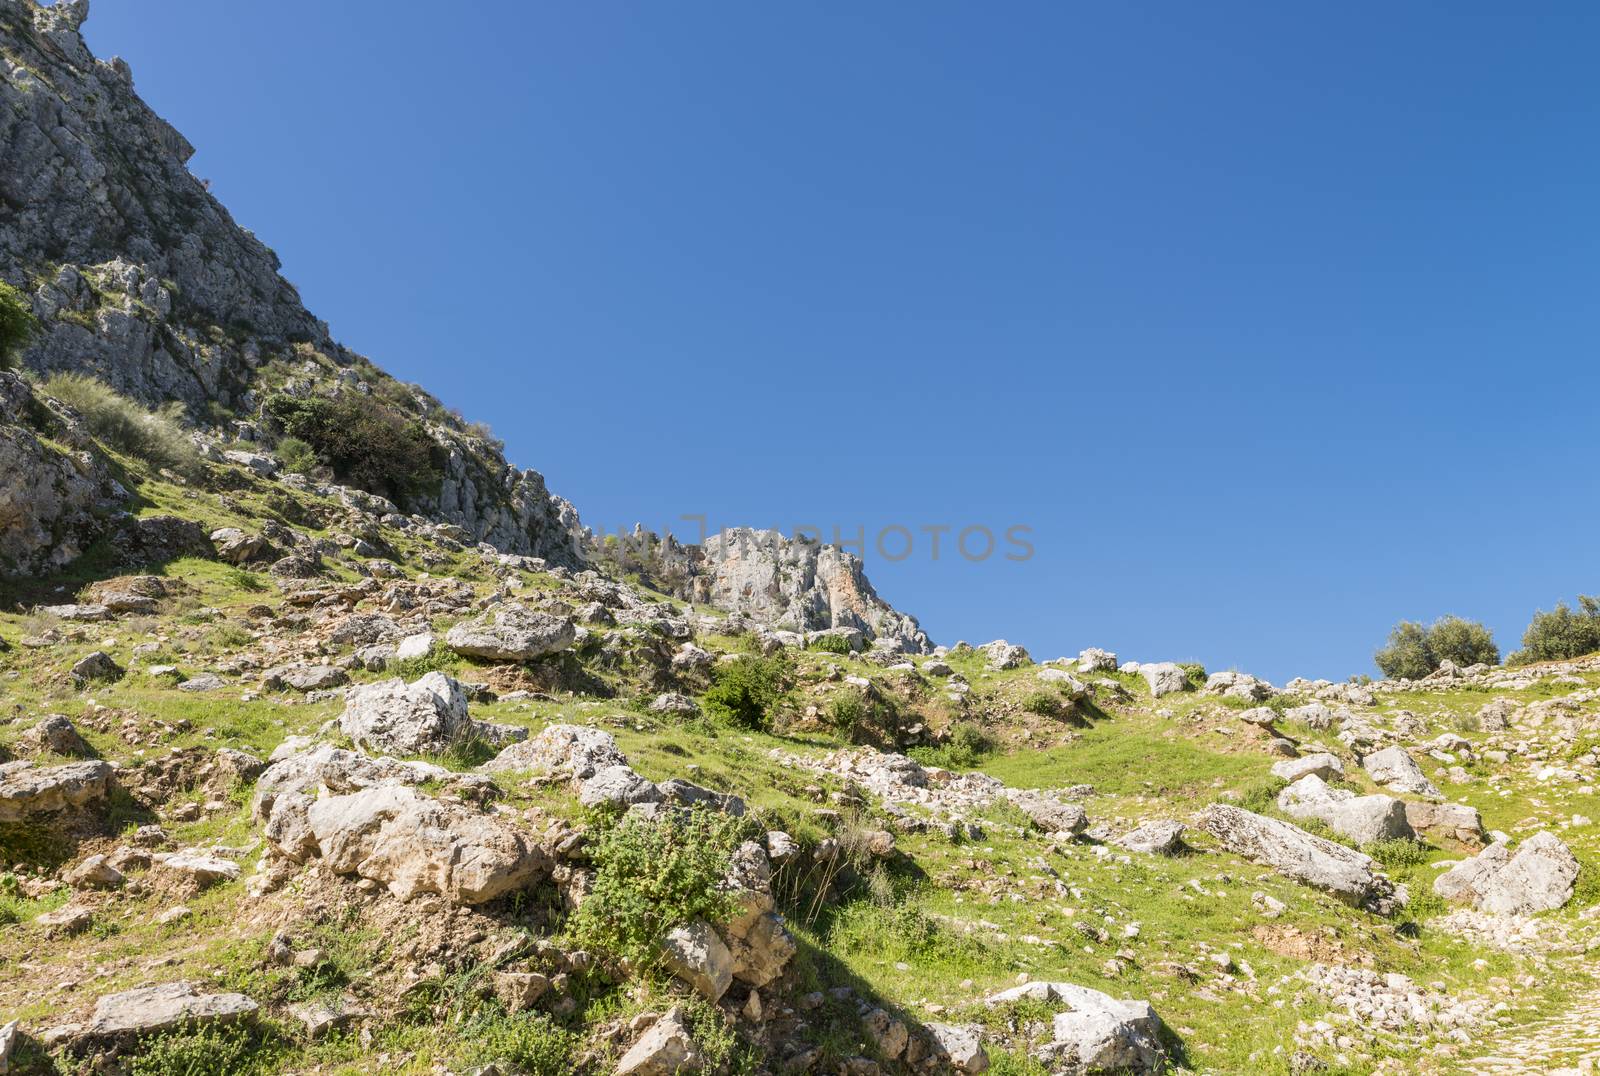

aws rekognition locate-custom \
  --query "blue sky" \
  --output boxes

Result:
[82,2,1599,682]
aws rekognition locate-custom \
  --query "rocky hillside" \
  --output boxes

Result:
[3,3,1600,1076]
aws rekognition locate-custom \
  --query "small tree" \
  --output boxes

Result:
[1374,615,1498,680]
[1375,621,1434,680]
[0,280,37,370]
[1426,615,1500,668]
[1510,596,1600,665]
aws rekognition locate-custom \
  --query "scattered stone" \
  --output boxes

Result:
[1276,775,1413,846]
[1270,753,1344,783]
[21,713,94,758]
[661,919,733,1002]
[616,1006,701,1076]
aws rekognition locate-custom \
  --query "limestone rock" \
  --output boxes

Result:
[1270,753,1344,783]
[662,919,733,1001]
[339,672,472,756]
[1434,832,1579,915]
[444,606,575,662]
[1200,804,1395,910]
[483,723,627,780]
[1112,820,1186,856]
[1276,775,1413,846]
[616,1007,702,1076]
[264,783,547,904]
[926,1023,990,1073]
[70,650,123,683]
[1139,662,1188,697]
[1361,746,1442,799]
[0,760,113,821]
[82,981,257,1038]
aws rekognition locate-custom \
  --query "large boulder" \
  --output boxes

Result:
[0,760,113,822]
[444,606,575,662]
[263,783,547,904]
[1200,804,1395,910]
[926,1023,991,1073]
[1270,753,1344,783]
[1139,662,1189,698]
[1112,820,1186,856]
[1276,775,1413,846]
[338,672,472,756]
[78,981,256,1039]
[1362,746,1442,799]
[1434,832,1579,915]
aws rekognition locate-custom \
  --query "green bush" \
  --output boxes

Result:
[1020,689,1066,718]
[1364,837,1430,869]
[808,633,852,654]
[129,1024,281,1076]
[572,809,748,969]
[39,372,202,476]
[273,434,317,475]
[823,691,898,743]
[1374,615,1499,679]
[1179,662,1207,688]
[458,1009,579,1076]
[702,654,792,731]
[910,720,995,770]
[265,392,440,506]
[1510,596,1600,665]
[0,280,36,370]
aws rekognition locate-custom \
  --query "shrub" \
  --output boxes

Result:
[808,633,852,654]
[1374,615,1499,679]
[910,720,995,770]
[1179,662,1207,688]
[1510,596,1600,665]
[39,372,202,476]
[273,434,317,474]
[0,280,36,370]
[458,1009,579,1076]
[1364,837,1430,869]
[265,391,440,505]
[572,809,748,969]
[702,654,791,731]
[823,691,898,743]
[1021,689,1065,718]
[129,1024,280,1076]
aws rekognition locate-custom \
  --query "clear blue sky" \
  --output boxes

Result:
[81,2,1599,683]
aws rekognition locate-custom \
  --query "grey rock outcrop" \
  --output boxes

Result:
[0,759,113,821]
[1434,832,1579,915]
[1201,804,1396,910]
[0,373,122,576]
[73,980,257,1040]
[987,982,1165,1073]
[1140,662,1189,698]
[262,782,547,904]
[1276,775,1413,846]
[657,527,931,653]
[444,605,575,662]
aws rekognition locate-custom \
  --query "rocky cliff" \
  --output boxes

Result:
[0,0,581,565]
